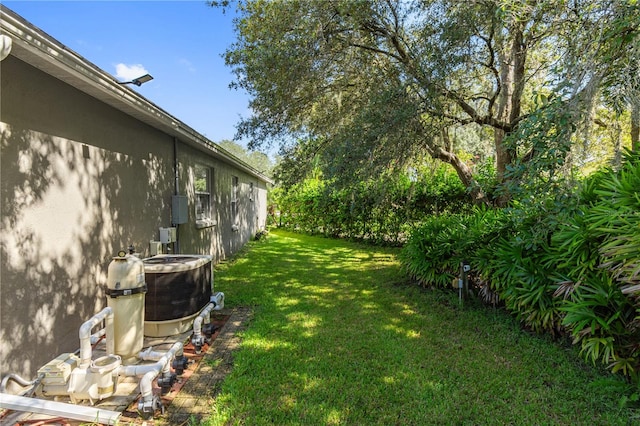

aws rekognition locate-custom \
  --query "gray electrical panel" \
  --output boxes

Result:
[172,195,188,224]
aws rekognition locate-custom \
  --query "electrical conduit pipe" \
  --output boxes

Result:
[0,374,37,392]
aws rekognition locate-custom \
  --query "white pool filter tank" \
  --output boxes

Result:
[106,251,146,360]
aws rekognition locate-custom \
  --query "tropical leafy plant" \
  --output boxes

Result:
[554,150,640,379]
[560,272,638,377]
[401,207,508,289]
[593,152,640,286]
[483,207,567,335]
[401,214,467,288]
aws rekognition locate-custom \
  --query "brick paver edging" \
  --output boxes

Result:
[160,306,253,425]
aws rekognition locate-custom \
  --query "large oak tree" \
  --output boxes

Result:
[217,0,639,204]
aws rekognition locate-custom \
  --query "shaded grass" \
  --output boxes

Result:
[205,230,634,425]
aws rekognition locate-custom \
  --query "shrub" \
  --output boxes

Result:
[553,151,640,379]
[479,202,571,335]
[274,164,469,244]
[402,150,640,355]
[401,207,508,289]
[482,151,640,379]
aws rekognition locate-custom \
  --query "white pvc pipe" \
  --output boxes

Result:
[0,392,120,425]
[90,328,106,345]
[138,345,184,362]
[78,307,114,367]
[140,370,159,401]
[119,342,182,377]
[212,292,225,310]
[138,346,164,362]
[193,302,216,340]
[118,342,182,400]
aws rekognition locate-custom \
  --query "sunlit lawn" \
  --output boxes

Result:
[204,229,633,425]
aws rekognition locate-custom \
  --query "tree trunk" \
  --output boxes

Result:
[432,147,489,206]
[612,120,622,168]
[495,129,514,182]
[494,23,527,205]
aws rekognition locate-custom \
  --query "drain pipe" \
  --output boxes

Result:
[173,137,179,196]
[79,307,114,368]
[118,341,183,418]
[0,393,120,425]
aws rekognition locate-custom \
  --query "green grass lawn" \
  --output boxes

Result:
[204,229,634,425]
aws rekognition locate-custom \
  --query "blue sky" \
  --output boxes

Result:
[3,0,251,146]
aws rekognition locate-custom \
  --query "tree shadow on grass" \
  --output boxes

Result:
[212,230,631,425]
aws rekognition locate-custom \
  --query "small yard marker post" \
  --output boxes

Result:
[459,261,470,304]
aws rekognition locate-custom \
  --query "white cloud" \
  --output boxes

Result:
[114,63,149,80]
[179,58,196,73]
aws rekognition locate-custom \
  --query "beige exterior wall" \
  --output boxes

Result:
[177,143,268,260]
[1,55,268,378]
[176,142,268,260]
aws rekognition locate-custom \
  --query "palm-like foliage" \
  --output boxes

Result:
[554,151,640,379]
[400,214,467,288]
[401,151,640,383]
[401,208,508,289]
[484,209,567,335]
[593,155,640,286]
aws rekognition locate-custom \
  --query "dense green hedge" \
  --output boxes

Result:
[401,151,640,383]
[273,164,469,244]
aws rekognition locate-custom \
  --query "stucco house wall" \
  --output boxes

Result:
[176,143,268,259]
[0,6,270,379]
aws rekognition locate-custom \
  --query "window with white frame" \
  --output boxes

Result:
[195,165,214,227]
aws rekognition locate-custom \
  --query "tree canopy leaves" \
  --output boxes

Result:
[217,0,639,203]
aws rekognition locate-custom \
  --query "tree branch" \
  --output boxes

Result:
[347,42,404,62]
[440,88,512,131]
[593,117,608,128]
[483,17,501,115]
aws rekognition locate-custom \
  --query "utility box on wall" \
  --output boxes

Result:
[159,227,177,244]
[149,241,163,256]
[172,195,188,225]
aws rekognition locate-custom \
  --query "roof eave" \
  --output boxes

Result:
[0,5,272,184]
